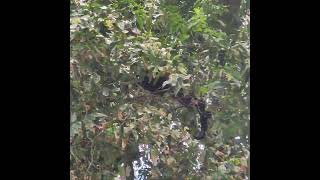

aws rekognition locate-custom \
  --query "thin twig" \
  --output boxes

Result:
[86,134,95,172]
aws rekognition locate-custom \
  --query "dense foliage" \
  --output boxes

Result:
[70,0,250,179]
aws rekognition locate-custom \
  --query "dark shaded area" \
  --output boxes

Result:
[194,100,212,140]
[218,50,226,66]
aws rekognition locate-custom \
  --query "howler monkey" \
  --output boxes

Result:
[138,73,211,140]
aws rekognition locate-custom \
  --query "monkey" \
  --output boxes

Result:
[137,73,212,140]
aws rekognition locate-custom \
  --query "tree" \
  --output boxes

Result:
[70,0,250,179]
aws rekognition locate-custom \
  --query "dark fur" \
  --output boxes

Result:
[138,74,211,140]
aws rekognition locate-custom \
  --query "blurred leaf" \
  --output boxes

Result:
[166,156,176,166]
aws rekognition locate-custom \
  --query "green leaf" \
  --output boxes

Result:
[92,112,107,118]
[198,86,209,96]
[177,63,187,75]
[70,17,81,25]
